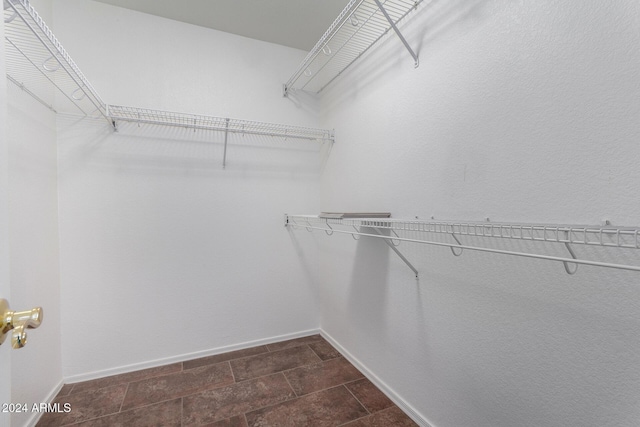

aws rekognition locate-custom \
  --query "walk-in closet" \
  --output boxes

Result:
[1,0,639,426]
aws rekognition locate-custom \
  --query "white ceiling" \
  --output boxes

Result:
[92,0,350,51]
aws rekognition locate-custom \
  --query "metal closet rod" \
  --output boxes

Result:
[285,215,640,274]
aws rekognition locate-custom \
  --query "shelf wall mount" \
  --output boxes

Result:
[283,0,423,96]
[285,214,640,275]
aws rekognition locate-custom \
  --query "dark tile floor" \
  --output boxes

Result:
[37,334,417,426]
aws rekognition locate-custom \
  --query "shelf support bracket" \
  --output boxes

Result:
[222,118,230,168]
[562,230,578,275]
[373,0,419,68]
[563,242,578,275]
[370,227,419,278]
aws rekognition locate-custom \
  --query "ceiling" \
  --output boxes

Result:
[92,0,351,51]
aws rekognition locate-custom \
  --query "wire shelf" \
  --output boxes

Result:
[108,105,335,142]
[284,0,423,95]
[4,0,109,123]
[285,215,640,273]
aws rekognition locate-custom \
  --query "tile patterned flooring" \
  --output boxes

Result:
[37,335,418,426]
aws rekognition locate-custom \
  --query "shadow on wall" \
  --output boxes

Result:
[319,0,489,113]
[346,229,391,341]
[287,227,322,306]
[56,115,330,179]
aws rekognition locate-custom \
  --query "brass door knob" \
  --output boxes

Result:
[0,299,43,349]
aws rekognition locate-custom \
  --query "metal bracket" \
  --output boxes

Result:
[563,242,578,275]
[324,221,334,236]
[351,225,360,240]
[370,228,418,278]
[562,230,578,275]
[373,0,419,68]
[450,234,463,256]
[222,118,230,168]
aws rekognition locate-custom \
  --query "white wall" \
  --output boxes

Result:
[53,0,322,378]
[317,1,640,426]
[5,0,63,425]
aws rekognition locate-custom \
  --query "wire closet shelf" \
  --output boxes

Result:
[4,0,334,154]
[285,215,640,275]
[4,0,110,123]
[284,0,423,95]
[108,105,335,142]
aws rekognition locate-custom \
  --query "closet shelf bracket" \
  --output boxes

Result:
[370,227,419,278]
[222,118,230,168]
[372,0,419,68]
[284,0,424,95]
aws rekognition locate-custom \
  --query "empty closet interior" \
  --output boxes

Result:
[2,0,640,426]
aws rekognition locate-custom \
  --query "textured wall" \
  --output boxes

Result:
[316,1,640,426]
[54,0,323,379]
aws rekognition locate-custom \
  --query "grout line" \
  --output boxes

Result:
[180,397,184,427]
[198,372,297,425]
[62,396,185,427]
[276,356,367,398]
[229,361,237,383]
[265,336,323,353]
[337,412,373,427]
[184,348,271,372]
[340,406,402,426]
[183,346,271,370]
[120,396,182,412]
[307,344,324,363]
[282,369,299,398]
[344,382,371,415]
[118,382,130,413]
[343,377,366,386]
[68,363,183,393]
[237,376,299,419]
[243,412,249,426]
[307,342,324,360]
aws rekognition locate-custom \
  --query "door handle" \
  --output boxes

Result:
[0,299,43,349]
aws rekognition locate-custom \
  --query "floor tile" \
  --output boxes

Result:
[340,405,419,426]
[308,338,342,360]
[244,385,368,427]
[183,346,269,370]
[230,345,321,382]
[183,373,295,425]
[284,357,364,396]
[202,415,249,427]
[265,334,323,352]
[345,378,393,413]
[43,338,415,427]
[70,363,182,395]
[71,398,182,427]
[57,384,74,397]
[37,384,127,426]
[122,362,234,410]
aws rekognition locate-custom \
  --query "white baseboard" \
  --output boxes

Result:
[320,330,436,427]
[25,379,65,427]
[64,328,321,384]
